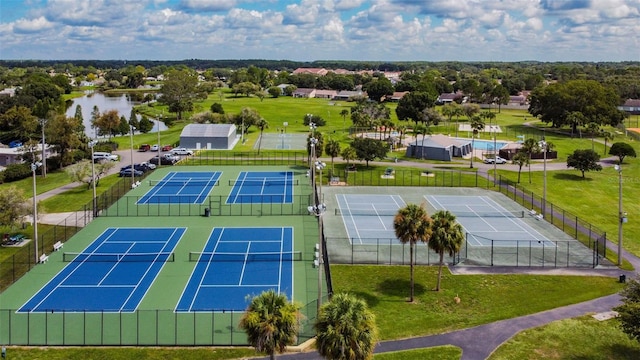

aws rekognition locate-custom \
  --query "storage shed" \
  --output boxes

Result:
[405,134,472,161]
[179,124,237,150]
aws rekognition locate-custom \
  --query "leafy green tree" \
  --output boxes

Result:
[393,203,432,302]
[66,159,115,189]
[0,105,38,141]
[363,76,394,102]
[396,92,435,125]
[159,69,201,120]
[267,86,281,98]
[490,84,510,112]
[350,100,390,130]
[567,149,602,178]
[429,210,465,291]
[462,103,481,121]
[351,137,388,167]
[129,108,139,129]
[233,107,262,136]
[46,114,83,167]
[239,290,301,360]
[585,122,601,151]
[0,186,29,230]
[441,102,463,132]
[528,79,625,132]
[138,115,154,133]
[118,116,129,136]
[210,103,225,114]
[512,152,529,184]
[315,293,378,360]
[609,142,637,164]
[93,110,120,138]
[614,275,640,344]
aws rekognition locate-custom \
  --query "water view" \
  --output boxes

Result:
[65,91,167,138]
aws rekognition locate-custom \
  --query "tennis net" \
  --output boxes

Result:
[335,208,525,218]
[63,252,175,262]
[149,180,219,187]
[228,179,299,186]
[189,251,303,262]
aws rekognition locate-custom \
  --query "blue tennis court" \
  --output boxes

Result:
[226,171,294,204]
[425,195,555,247]
[137,171,221,204]
[19,227,186,313]
[336,194,406,245]
[176,227,294,312]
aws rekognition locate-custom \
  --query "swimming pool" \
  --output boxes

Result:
[456,138,507,151]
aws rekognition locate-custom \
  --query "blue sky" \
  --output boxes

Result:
[0,0,638,62]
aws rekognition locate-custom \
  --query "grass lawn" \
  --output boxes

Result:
[0,347,259,360]
[331,265,623,340]
[495,138,640,257]
[489,316,640,359]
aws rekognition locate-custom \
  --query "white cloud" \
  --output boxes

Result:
[13,16,55,33]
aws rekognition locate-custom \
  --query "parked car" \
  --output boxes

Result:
[171,147,193,156]
[149,154,177,166]
[161,145,173,151]
[92,152,119,162]
[140,161,156,170]
[121,162,155,173]
[138,144,151,152]
[119,168,143,177]
[483,156,507,164]
[150,144,159,152]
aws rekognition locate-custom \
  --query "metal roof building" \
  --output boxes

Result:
[179,124,238,150]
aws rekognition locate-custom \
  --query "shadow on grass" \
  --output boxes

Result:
[377,278,427,300]
[603,343,640,359]
[553,173,594,181]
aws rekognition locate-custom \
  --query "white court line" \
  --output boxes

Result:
[480,197,554,245]
[182,228,223,312]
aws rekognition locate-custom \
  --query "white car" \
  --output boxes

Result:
[483,156,507,164]
[150,144,159,152]
[171,147,193,156]
[92,151,118,162]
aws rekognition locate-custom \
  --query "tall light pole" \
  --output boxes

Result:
[493,128,497,186]
[615,164,626,266]
[539,136,547,218]
[31,162,41,263]
[157,113,162,168]
[308,134,327,315]
[89,140,98,218]
[129,125,136,187]
[40,118,47,178]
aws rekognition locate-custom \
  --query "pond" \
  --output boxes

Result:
[65,91,167,138]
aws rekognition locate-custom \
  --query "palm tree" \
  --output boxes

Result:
[325,138,341,174]
[512,151,529,183]
[429,210,465,291]
[393,203,432,302]
[521,138,540,183]
[256,117,269,154]
[413,123,429,159]
[586,122,600,151]
[469,115,485,168]
[602,130,615,155]
[480,110,496,129]
[315,293,378,360]
[239,290,301,360]
[339,109,350,133]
